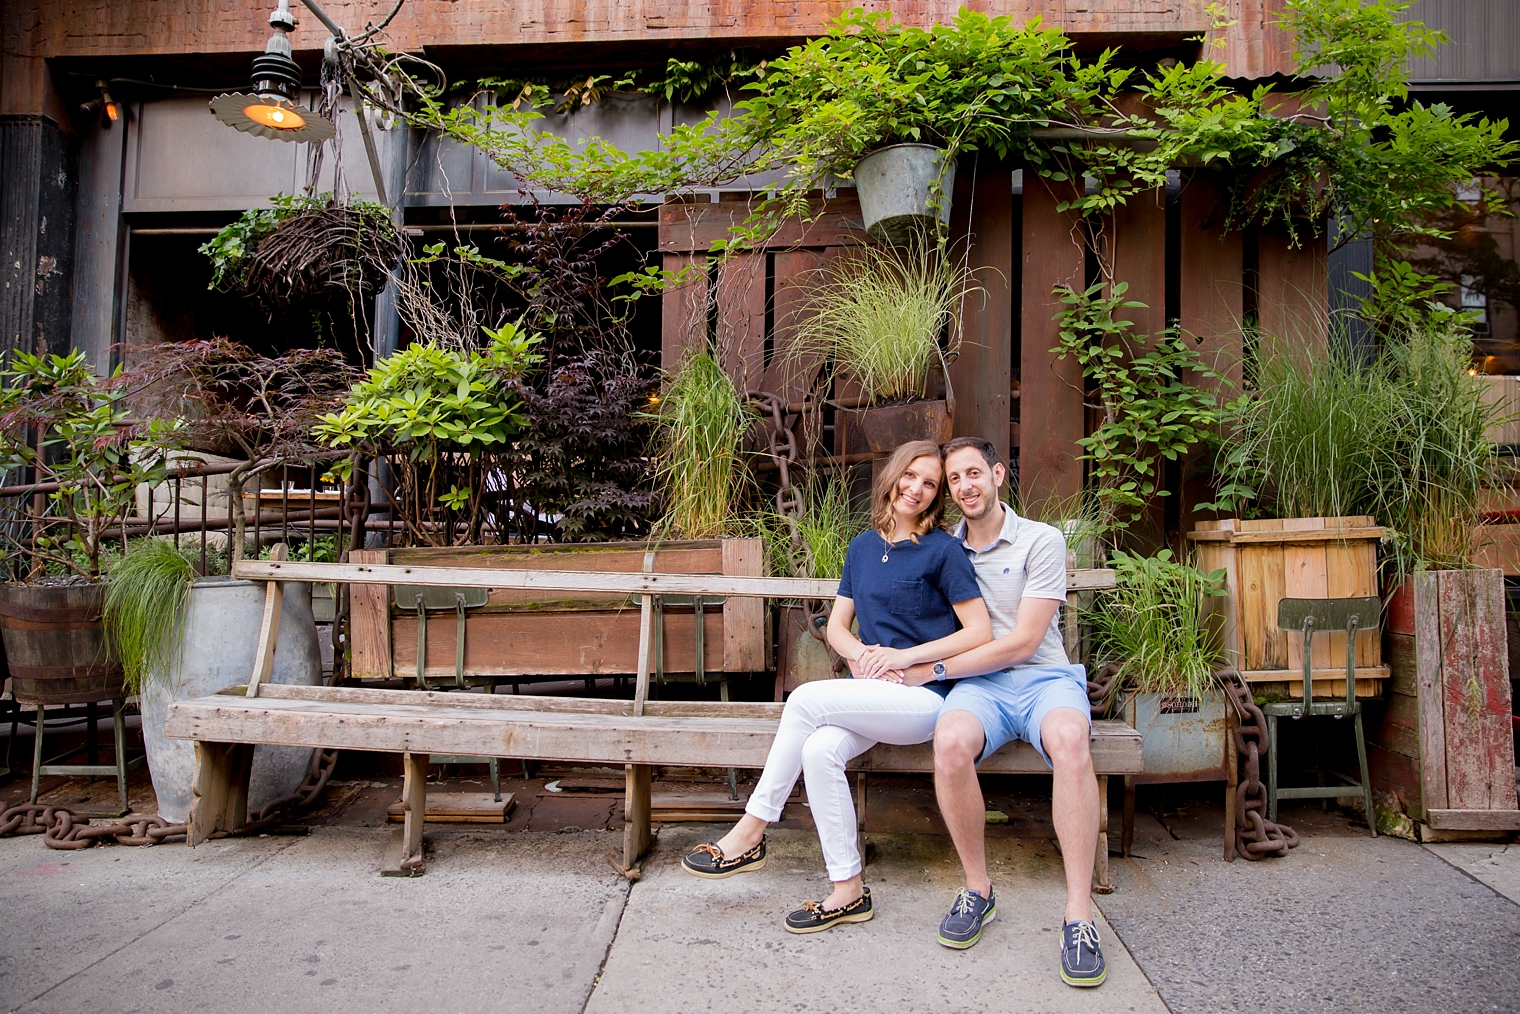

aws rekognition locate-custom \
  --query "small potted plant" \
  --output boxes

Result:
[1087,548,1231,779]
[786,241,968,452]
[0,349,180,706]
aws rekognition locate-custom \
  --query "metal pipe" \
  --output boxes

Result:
[297,0,348,41]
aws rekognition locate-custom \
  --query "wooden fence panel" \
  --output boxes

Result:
[716,253,767,391]
[950,167,1014,462]
[1019,176,1086,512]
[1179,173,1245,535]
[1179,174,1244,387]
[1107,187,1167,338]
[1258,229,1327,352]
[661,252,708,369]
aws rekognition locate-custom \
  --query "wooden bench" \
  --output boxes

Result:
[165,561,1141,885]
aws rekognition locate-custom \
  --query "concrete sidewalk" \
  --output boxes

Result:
[1,804,1517,1012]
[0,825,1165,1014]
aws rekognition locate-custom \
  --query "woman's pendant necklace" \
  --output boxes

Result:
[881,533,892,564]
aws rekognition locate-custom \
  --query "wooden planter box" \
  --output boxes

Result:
[1367,568,1520,835]
[1188,517,1389,698]
[347,539,767,683]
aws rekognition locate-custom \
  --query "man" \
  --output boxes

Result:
[895,436,1105,987]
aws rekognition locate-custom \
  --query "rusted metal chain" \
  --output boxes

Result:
[1087,665,1117,715]
[1224,668,1299,859]
[0,748,338,850]
[746,388,845,674]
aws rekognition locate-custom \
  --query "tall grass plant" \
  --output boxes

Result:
[654,352,755,538]
[104,540,196,694]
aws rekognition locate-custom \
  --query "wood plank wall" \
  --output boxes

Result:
[948,164,1015,464]
[1019,175,1087,514]
[1179,172,1246,535]
[656,175,1329,523]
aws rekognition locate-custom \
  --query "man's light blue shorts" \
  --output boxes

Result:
[941,664,1091,767]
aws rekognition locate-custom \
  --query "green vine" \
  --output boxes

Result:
[400,1,1513,260]
[1052,282,1240,533]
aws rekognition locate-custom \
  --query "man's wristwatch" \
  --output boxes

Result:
[931,660,948,681]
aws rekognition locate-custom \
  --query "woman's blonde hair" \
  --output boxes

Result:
[870,440,947,541]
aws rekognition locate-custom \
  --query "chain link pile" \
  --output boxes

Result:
[1224,668,1300,859]
[0,748,338,851]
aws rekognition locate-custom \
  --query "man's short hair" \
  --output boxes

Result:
[942,436,1002,473]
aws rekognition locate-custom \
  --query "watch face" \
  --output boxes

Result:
[932,661,947,677]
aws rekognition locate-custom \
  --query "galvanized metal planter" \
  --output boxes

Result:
[1123,691,1231,782]
[139,576,322,823]
[853,143,956,245]
[1120,689,1233,855]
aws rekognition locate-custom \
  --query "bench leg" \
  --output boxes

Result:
[1092,775,1113,895]
[1122,775,1136,858]
[855,771,868,868]
[189,741,253,847]
[400,751,427,873]
[622,763,652,875]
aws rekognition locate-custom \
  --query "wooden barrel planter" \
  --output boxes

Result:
[0,583,124,705]
[1367,568,1520,837]
[347,539,767,686]
[1188,517,1389,699]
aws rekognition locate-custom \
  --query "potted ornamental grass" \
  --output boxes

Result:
[104,537,323,823]
[102,338,350,823]
[786,240,970,451]
[1087,548,1232,781]
[1199,268,1505,697]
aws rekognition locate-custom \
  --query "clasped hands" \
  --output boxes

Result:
[849,644,937,686]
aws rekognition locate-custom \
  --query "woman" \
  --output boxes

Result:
[682,440,992,933]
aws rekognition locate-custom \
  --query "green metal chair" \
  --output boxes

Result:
[1265,596,1379,837]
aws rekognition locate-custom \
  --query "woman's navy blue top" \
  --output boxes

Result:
[836,527,983,655]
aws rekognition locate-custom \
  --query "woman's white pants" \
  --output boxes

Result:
[744,678,945,881]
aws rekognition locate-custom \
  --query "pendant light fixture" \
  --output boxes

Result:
[210,0,335,143]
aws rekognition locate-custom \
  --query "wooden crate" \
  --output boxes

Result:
[1188,517,1386,687]
[348,539,767,681]
[1366,569,1520,829]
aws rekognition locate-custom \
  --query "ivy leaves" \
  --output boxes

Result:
[1052,283,1238,532]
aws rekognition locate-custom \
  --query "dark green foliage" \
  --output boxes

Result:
[503,354,659,542]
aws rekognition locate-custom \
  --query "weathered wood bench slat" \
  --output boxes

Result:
[170,685,1142,775]
[231,560,1118,598]
[187,561,1128,881]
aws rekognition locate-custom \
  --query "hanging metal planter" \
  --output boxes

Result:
[853,144,957,246]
